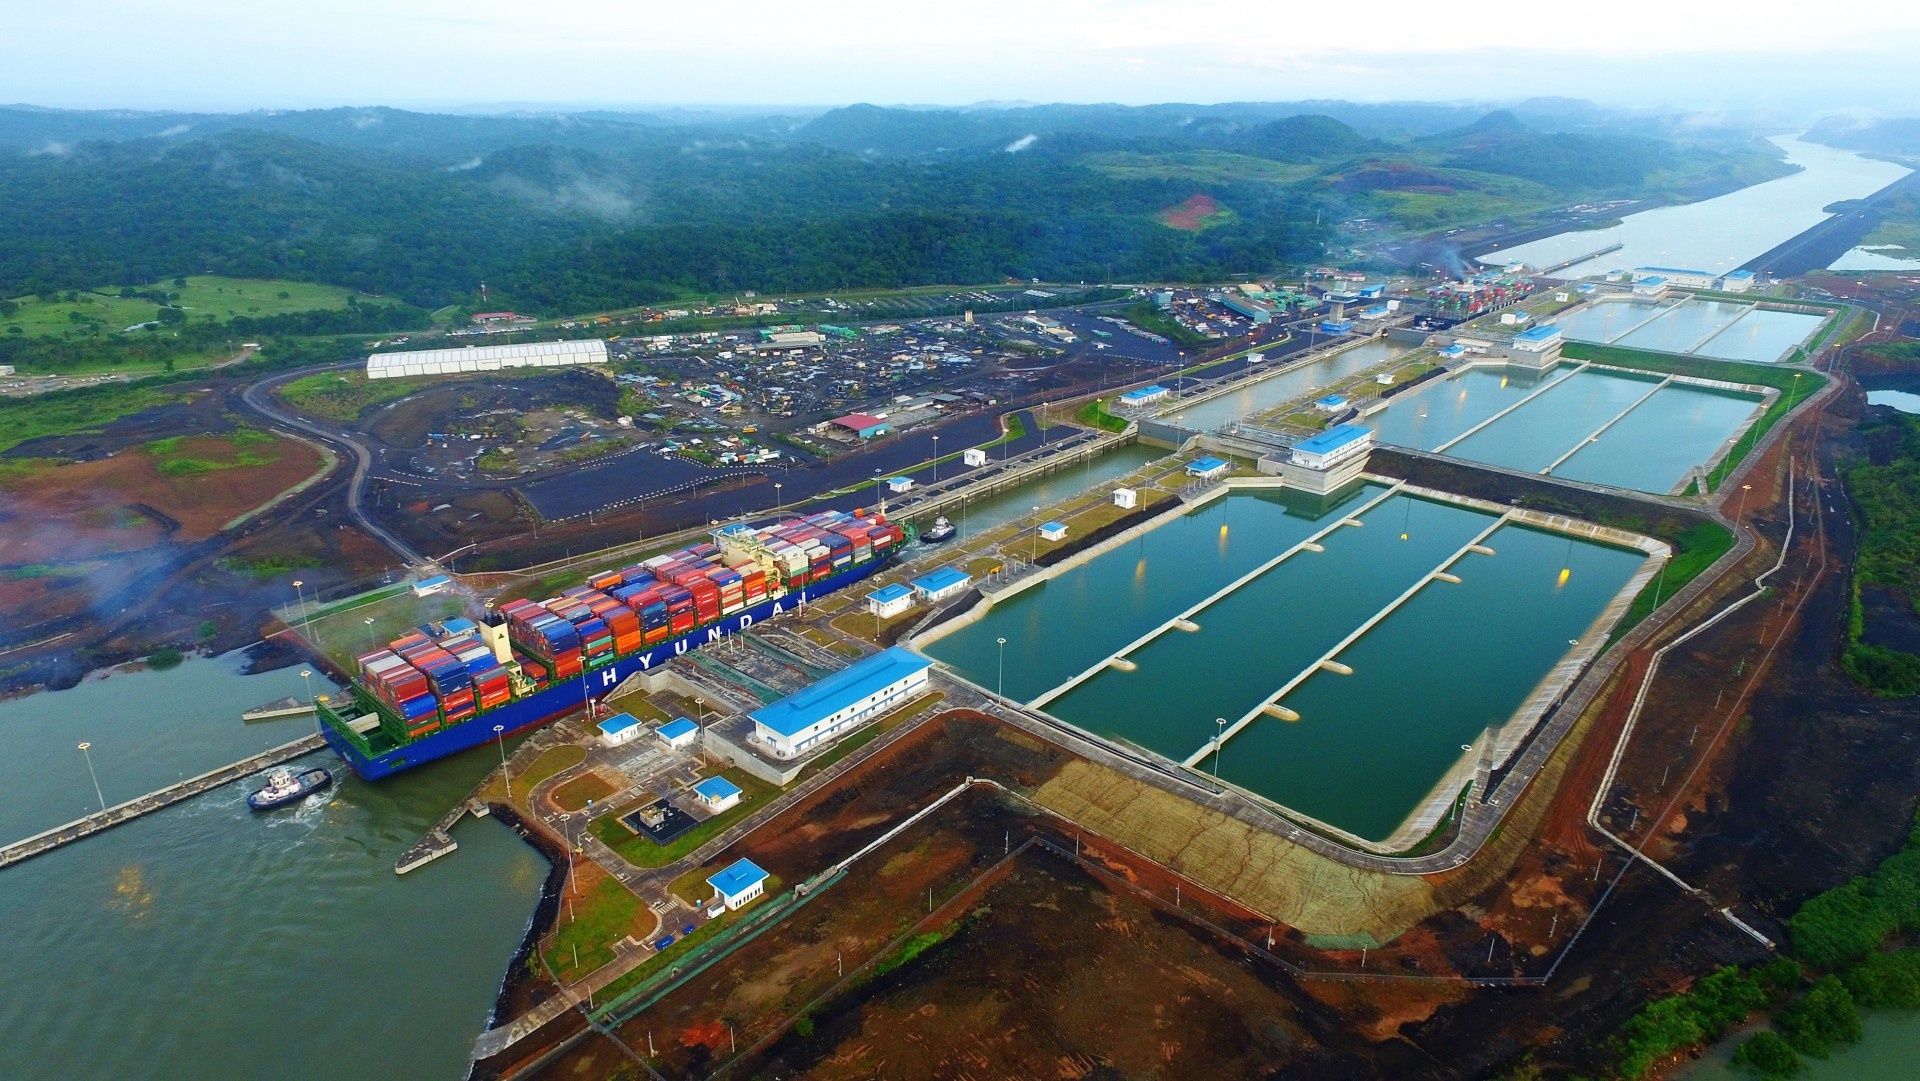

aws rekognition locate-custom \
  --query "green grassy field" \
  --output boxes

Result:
[0,382,191,455]
[590,767,778,868]
[277,369,432,421]
[2,276,362,338]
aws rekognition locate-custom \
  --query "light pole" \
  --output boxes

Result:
[996,637,1007,699]
[495,725,510,800]
[773,481,782,511]
[1029,506,1041,563]
[1733,482,1753,523]
[931,434,940,483]
[300,669,315,716]
[363,616,376,647]
[292,579,308,638]
[78,742,105,814]
[1213,717,1227,777]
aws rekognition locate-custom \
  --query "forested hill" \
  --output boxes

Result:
[0,101,1785,316]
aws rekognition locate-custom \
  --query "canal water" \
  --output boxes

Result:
[1483,136,1911,279]
[1548,299,1825,363]
[1171,339,1410,431]
[921,488,1642,841]
[1678,1013,1920,1081]
[1868,389,1920,414]
[0,652,544,1081]
[1367,363,1762,494]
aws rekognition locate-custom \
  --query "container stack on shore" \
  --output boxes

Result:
[325,511,907,773]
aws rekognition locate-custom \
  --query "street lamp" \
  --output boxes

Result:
[996,637,1007,699]
[773,481,782,511]
[78,741,105,814]
[1029,505,1041,563]
[291,579,308,637]
[300,669,315,717]
[1213,717,1227,777]
[495,725,510,799]
[1733,483,1753,522]
[931,434,940,483]
[363,616,376,647]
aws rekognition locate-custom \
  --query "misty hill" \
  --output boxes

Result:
[1806,116,1920,157]
[1420,110,1675,190]
[0,100,1787,316]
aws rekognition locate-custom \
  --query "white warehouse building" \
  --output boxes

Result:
[365,339,609,379]
[749,647,932,759]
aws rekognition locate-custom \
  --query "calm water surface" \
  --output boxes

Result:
[0,652,544,1081]
[1485,136,1911,278]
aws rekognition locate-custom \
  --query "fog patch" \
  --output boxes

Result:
[1004,133,1038,153]
[156,124,192,137]
[446,156,484,172]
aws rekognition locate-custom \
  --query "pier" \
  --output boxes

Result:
[0,733,328,869]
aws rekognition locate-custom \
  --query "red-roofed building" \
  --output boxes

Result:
[828,414,889,440]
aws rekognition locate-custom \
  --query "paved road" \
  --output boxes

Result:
[240,364,431,567]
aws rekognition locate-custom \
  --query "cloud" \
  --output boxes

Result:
[29,141,69,156]
[446,155,484,171]
[1004,133,1037,152]
[156,123,192,136]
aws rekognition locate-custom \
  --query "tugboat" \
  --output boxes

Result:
[921,516,957,543]
[247,766,333,811]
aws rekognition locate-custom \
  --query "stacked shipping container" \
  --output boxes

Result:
[350,513,904,737]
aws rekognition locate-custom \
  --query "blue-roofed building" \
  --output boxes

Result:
[1313,394,1350,413]
[886,476,914,493]
[867,582,915,619]
[1039,521,1067,542]
[1118,384,1170,408]
[1510,324,1564,353]
[1438,343,1468,360]
[750,647,934,758]
[707,857,770,912]
[1359,283,1386,299]
[1186,456,1230,480]
[1719,269,1756,293]
[657,716,699,750]
[1289,424,1373,471]
[597,712,643,747]
[911,567,972,602]
[1634,266,1718,289]
[692,775,743,813]
[412,575,453,597]
[1630,275,1670,299]
[1318,319,1353,335]
[1358,304,1392,321]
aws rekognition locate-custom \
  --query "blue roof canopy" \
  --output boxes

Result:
[1514,325,1562,342]
[1314,394,1349,407]
[658,717,698,740]
[750,647,933,738]
[707,857,769,898]
[597,712,641,735]
[1187,456,1229,472]
[913,567,971,592]
[868,583,914,603]
[693,776,743,801]
[1295,424,1370,455]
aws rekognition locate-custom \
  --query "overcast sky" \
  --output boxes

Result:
[6,0,1918,116]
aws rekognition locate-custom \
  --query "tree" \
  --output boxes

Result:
[155,305,186,326]
[1731,1031,1802,1079]
[1774,976,1861,1059]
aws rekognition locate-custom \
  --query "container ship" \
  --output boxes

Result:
[315,509,906,780]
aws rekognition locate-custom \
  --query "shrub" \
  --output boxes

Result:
[1731,1031,1802,1079]
[146,647,185,670]
[1774,976,1861,1059]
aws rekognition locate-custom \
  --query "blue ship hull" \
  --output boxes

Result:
[319,553,895,780]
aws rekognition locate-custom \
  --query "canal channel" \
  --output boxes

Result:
[917,486,1645,843]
